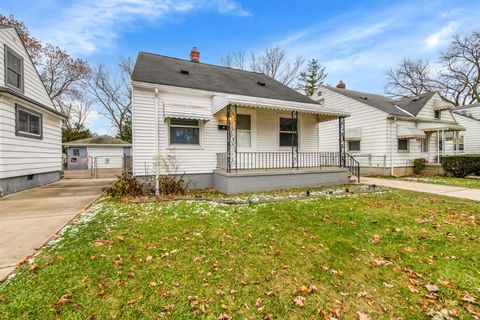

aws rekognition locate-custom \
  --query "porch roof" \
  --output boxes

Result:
[417,122,466,132]
[397,126,426,139]
[212,94,349,122]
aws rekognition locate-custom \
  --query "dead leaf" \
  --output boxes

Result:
[116,235,124,242]
[462,291,477,303]
[371,234,381,244]
[54,294,72,307]
[218,313,232,320]
[215,289,225,296]
[96,290,106,296]
[0,296,5,302]
[149,281,157,287]
[128,270,135,278]
[145,255,153,261]
[426,284,439,292]
[30,263,39,271]
[265,291,277,297]
[383,282,394,288]
[294,296,305,307]
[408,285,418,293]
[357,311,370,320]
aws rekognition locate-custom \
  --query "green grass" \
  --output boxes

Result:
[380,175,480,189]
[0,189,479,319]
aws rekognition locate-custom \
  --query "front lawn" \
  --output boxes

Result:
[0,189,479,319]
[381,175,480,189]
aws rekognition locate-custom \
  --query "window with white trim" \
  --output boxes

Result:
[348,140,360,152]
[237,114,251,148]
[454,135,465,151]
[5,47,23,91]
[420,138,428,153]
[169,118,200,145]
[16,105,42,139]
[397,139,409,152]
[279,116,298,147]
[434,110,441,119]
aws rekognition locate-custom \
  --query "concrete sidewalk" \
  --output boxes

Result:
[361,177,480,201]
[0,178,114,281]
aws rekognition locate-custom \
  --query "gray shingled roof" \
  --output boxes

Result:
[324,86,414,117]
[132,52,316,104]
[64,135,131,146]
[324,86,439,117]
[454,103,480,111]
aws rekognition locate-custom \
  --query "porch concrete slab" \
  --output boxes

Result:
[361,177,480,201]
[0,178,114,281]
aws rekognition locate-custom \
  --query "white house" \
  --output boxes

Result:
[0,26,65,195]
[63,135,132,171]
[313,82,465,176]
[131,48,354,194]
[452,104,480,154]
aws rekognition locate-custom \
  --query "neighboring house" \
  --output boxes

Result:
[0,26,65,195]
[313,82,465,176]
[452,104,480,154]
[131,48,353,194]
[63,135,132,170]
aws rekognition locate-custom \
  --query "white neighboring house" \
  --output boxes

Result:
[0,26,65,195]
[452,104,480,154]
[131,48,353,194]
[63,135,132,171]
[313,82,465,176]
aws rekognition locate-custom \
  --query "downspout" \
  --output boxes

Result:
[390,119,394,176]
[437,130,440,164]
[154,87,159,196]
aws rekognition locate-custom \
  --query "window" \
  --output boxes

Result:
[348,140,361,152]
[434,110,441,119]
[15,105,42,138]
[237,114,251,148]
[279,116,298,147]
[397,139,409,152]
[5,47,23,91]
[454,135,465,151]
[72,148,80,156]
[420,138,428,153]
[169,118,200,145]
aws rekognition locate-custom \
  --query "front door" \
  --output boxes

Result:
[67,147,88,170]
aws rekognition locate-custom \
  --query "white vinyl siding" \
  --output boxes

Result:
[132,85,321,175]
[0,97,62,179]
[452,112,480,154]
[87,146,125,169]
[0,28,54,109]
[315,87,388,168]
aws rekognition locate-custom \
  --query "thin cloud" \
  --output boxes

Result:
[32,0,250,55]
[423,21,459,50]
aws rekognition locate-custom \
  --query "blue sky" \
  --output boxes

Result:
[2,0,479,134]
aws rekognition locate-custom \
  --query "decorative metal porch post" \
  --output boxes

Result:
[226,104,237,173]
[291,111,299,169]
[338,116,346,167]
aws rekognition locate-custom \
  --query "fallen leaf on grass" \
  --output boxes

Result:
[215,289,225,296]
[92,240,112,248]
[30,263,39,271]
[357,311,370,320]
[371,234,381,244]
[383,282,394,288]
[294,296,305,307]
[408,285,418,293]
[426,284,439,293]
[265,291,277,297]
[116,235,124,242]
[145,255,153,261]
[218,313,232,320]
[96,290,106,296]
[0,296,5,302]
[55,294,72,307]
[461,291,477,303]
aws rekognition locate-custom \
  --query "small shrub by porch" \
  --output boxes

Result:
[440,154,480,178]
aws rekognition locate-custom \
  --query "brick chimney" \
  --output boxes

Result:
[336,80,346,89]
[190,47,200,63]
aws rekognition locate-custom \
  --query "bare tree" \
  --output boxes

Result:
[385,59,432,98]
[89,57,133,138]
[219,49,247,70]
[220,45,304,87]
[386,29,480,106]
[56,90,92,131]
[37,44,90,102]
[0,14,42,64]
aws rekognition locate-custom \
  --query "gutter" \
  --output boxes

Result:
[0,86,66,118]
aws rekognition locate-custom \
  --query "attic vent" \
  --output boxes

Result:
[360,96,368,100]
[317,91,322,96]
[256,81,266,86]
[180,69,189,75]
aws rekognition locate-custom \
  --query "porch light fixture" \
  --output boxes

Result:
[180,69,189,75]
[256,81,266,86]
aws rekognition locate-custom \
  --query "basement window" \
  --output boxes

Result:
[348,140,361,152]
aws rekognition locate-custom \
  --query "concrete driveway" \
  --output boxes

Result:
[361,177,480,201]
[0,178,114,281]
